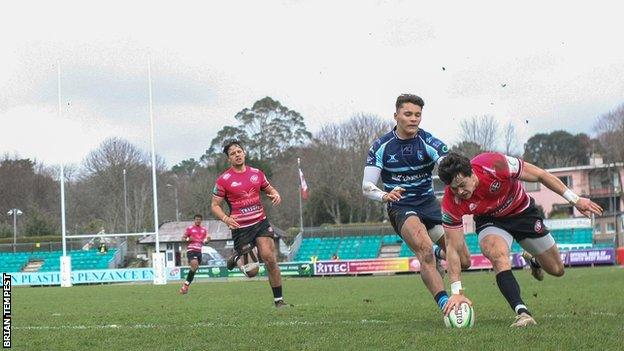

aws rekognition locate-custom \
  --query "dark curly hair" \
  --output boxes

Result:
[395,94,424,111]
[438,152,473,185]
[223,140,244,156]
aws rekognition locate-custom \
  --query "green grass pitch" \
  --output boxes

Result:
[13,266,623,350]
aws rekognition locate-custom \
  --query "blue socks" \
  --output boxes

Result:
[434,290,449,310]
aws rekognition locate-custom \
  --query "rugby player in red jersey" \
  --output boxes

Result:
[211,140,291,308]
[179,214,210,294]
[439,152,603,327]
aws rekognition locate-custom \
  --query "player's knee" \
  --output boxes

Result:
[262,255,277,269]
[416,249,435,265]
[551,263,565,277]
[460,258,471,270]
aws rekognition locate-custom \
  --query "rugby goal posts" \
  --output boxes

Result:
[56,60,166,287]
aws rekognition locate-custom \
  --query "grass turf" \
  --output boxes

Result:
[12,266,623,350]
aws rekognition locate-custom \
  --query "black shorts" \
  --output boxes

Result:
[474,198,549,242]
[186,250,203,264]
[231,218,274,254]
[388,197,443,237]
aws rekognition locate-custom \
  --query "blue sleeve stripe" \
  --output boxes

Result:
[375,139,393,168]
[384,160,435,173]
[424,143,441,162]
[382,178,430,189]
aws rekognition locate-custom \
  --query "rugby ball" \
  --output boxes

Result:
[444,303,475,328]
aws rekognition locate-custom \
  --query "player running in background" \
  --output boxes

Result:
[211,140,291,308]
[362,94,471,314]
[439,152,603,327]
[179,214,210,294]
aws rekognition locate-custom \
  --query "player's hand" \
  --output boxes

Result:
[267,192,281,206]
[575,197,603,217]
[223,216,241,229]
[383,187,405,202]
[443,293,473,316]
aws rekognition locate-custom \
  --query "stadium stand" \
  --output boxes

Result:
[294,227,611,261]
[0,249,117,273]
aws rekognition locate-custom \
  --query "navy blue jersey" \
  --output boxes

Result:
[366,127,448,208]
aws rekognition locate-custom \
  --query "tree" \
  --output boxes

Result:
[523,131,591,168]
[458,115,499,151]
[503,121,520,156]
[594,103,624,162]
[78,137,165,233]
[0,155,59,233]
[171,158,201,177]
[451,141,484,159]
[202,97,312,163]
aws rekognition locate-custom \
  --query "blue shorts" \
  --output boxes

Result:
[388,197,443,237]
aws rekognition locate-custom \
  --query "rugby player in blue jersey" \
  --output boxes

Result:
[362,94,471,313]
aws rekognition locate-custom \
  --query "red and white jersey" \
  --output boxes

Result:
[185,225,208,252]
[441,152,530,229]
[213,166,270,228]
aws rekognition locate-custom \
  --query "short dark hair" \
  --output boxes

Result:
[396,94,425,111]
[438,152,473,185]
[223,140,244,155]
[194,214,203,220]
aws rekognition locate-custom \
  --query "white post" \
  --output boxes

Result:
[148,59,166,285]
[58,62,72,287]
[297,158,304,234]
[12,210,17,253]
[123,169,129,233]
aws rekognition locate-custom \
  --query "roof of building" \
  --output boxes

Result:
[544,162,623,174]
[138,220,232,244]
[138,220,286,244]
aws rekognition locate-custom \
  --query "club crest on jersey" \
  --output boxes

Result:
[250,175,259,184]
[469,203,477,211]
[490,180,501,193]
[416,150,425,161]
[401,144,413,155]
[534,219,543,233]
[387,154,399,163]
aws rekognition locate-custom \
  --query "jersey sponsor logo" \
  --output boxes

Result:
[250,175,259,184]
[431,140,442,148]
[387,154,399,163]
[240,205,262,214]
[223,173,231,180]
[391,173,429,182]
[401,144,413,155]
[231,181,242,187]
[534,219,543,233]
[490,180,501,193]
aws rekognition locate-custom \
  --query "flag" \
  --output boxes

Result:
[298,168,309,200]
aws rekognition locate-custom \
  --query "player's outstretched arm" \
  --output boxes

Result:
[264,185,281,206]
[519,162,604,217]
[211,195,240,229]
[443,226,473,316]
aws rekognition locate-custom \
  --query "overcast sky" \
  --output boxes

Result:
[1,0,623,167]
